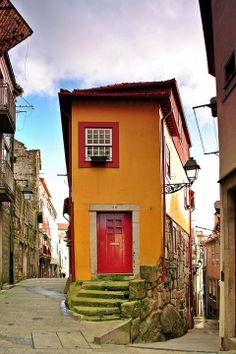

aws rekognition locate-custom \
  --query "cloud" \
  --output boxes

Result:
[10,0,215,108]
[11,0,219,228]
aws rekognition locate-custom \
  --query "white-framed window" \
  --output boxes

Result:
[85,128,112,161]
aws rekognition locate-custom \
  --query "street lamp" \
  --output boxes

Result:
[16,179,33,200]
[165,157,200,194]
[184,157,200,183]
[21,184,33,200]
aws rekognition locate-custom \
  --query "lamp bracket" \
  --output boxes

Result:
[165,182,192,194]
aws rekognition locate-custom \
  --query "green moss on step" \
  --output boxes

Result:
[77,289,129,299]
[72,296,126,308]
[65,281,83,309]
[73,305,120,316]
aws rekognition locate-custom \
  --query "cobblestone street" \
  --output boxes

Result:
[0,278,226,354]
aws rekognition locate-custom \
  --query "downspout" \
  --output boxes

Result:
[68,111,75,282]
[62,107,75,282]
[189,193,194,328]
[160,109,172,281]
[9,135,15,284]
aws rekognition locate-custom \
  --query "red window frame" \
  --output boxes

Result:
[78,122,119,168]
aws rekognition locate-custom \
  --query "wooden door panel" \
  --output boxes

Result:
[97,212,132,274]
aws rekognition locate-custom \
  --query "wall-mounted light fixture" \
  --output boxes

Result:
[15,179,33,200]
[165,157,200,194]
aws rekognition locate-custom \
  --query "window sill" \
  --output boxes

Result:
[90,156,108,164]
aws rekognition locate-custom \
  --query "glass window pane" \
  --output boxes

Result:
[85,127,113,162]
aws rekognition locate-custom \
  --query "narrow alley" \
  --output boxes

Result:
[0,278,224,354]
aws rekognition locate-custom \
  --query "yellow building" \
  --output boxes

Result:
[59,80,197,340]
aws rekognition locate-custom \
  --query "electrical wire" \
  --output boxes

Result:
[193,107,219,156]
[193,107,206,154]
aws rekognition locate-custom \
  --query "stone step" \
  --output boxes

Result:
[72,296,127,308]
[81,281,129,292]
[73,305,120,317]
[97,274,134,281]
[77,289,129,299]
[73,312,121,321]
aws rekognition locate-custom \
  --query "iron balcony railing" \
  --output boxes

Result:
[0,81,16,132]
[0,159,14,199]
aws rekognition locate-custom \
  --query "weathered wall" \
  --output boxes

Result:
[206,238,220,279]
[209,1,236,348]
[211,0,236,179]
[13,140,41,282]
[1,205,10,284]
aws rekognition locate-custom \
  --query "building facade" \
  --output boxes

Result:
[38,178,59,278]
[205,233,220,319]
[60,80,197,341]
[0,0,32,288]
[199,0,236,349]
[13,140,41,282]
[58,223,69,278]
[192,230,206,318]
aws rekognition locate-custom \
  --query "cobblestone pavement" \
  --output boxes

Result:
[0,278,231,354]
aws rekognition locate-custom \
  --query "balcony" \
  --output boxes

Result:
[0,81,16,133]
[0,160,14,201]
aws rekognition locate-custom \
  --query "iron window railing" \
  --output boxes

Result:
[0,81,16,129]
[0,159,14,193]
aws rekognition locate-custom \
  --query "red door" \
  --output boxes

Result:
[97,212,132,274]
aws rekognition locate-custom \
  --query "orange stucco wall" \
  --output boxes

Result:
[71,99,163,280]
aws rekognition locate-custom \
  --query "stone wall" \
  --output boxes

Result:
[13,140,41,283]
[121,262,189,342]
[1,205,11,284]
[13,184,38,282]
[121,216,191,342]
[120,216,191,342]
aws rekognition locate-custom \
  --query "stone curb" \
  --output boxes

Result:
[94,319,131,345]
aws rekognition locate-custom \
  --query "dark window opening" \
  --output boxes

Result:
[225,52,236,85]
[165,144,171,178]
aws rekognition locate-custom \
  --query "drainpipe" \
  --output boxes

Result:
[62,108,75,282]
[160,109,172,281]
[68,111,75,282]
[9,136,15,285]
[189,193,194,328]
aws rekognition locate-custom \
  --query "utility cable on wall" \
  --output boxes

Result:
[192,104,219,156]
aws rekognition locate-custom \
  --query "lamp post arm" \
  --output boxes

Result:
[165,182,193,194]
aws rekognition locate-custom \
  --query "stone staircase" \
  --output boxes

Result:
[71,280,130,321]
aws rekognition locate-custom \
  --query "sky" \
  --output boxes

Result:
[10,0,218,230]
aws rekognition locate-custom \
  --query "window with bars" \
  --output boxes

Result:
[85,128,112,161]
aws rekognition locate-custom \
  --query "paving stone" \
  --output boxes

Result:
[32,332,62,349]
[57,331,89,349]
